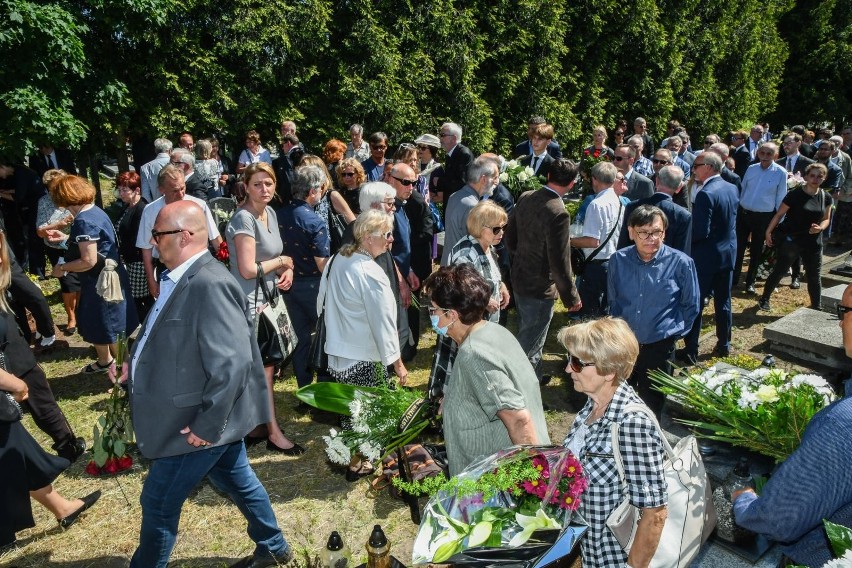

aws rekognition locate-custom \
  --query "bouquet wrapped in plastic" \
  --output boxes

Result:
[411,446,588,566]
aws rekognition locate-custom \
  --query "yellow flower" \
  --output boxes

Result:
[755,385,779,403]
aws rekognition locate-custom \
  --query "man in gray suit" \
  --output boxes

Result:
[121,200,292,568]
[139,138,173,203]
[613,143,654,201]
[440,156,498,265]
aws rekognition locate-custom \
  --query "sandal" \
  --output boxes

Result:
[82,359,114,374]
[345,461,375,482]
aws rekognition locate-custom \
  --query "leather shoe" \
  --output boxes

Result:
[266,440,306,456]
[746,284,756,295]
[59,490,101,529]
[230,550,293,568]
[345,463,375,482]
[711,345,730,358]
[674,348,697,365]
[790,277,801,289]
[758,299,771,312]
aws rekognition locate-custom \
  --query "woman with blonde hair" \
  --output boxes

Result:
[48,175,137,373]
[194,138,220,198]
[559,317,667,567]
[226,162,304,455]
[318,209,408,480]
[334,158,366,215]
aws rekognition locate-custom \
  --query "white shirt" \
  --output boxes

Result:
[581,188,623,260]
[136,195,220,258]
[130,249,207,384]
[530,151,548,174]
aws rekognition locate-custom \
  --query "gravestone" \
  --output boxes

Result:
[763,308,849,370]
[821,284,846,313]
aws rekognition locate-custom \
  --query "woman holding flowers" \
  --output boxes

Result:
[423,263,548,477]
[318,209,409,480]
[559,317,667,568]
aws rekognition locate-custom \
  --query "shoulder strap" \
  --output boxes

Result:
[586,197,624,263]
[317,253,337,313]
[610,402,675,488]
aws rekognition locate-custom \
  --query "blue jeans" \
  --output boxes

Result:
[130,441,288,568]
[514,294,555,378]
[283,276,321,388]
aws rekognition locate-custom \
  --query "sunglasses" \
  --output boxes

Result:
[399,143,416,150]
[837,305,852,319]
[652,159,671,165]
[341,172,356,177]
[417,145,432,151]
[151,228,192,242]
[486,224,507,235]
[391,175,418,187]
[371,145,387,151]
[566,354,595,373]
[613,155,629,162]
[372,231,393,240]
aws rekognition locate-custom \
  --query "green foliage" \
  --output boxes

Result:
[392,456,539,498]
[825,520,852,558]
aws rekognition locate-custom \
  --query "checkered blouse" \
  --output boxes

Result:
[563,383,668,567]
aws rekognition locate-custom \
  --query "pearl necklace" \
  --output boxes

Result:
[357,247,372,257]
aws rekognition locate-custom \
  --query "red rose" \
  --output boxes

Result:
[85,461,101,476]
[593,149,601,158]
[583,149,590,156]
[117,455,133,471]
[103,458,119,474]
[216,241,230,262]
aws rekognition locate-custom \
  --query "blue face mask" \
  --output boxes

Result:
[430,314,450,337]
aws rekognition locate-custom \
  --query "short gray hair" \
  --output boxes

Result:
[591,161,617,185]
[350,124,363,135]
[442,122,463,140]
[171,148,195,170]
[627,135,645,149]
[195,139,212,160]
[466,155,496,184]
[708,142,730,159]
[154,138,173,154]
[359,181,395,212]
[292,165,326,201]
[701,152,723,172]
[656,165,684,192]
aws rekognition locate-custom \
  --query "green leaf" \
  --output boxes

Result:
[432,539,463,563]
[468,521,492,547]
[295,382,380,415]
[114,440,126,457]
[825,520,852,558]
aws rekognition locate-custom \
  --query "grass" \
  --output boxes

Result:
[2,223,823,566]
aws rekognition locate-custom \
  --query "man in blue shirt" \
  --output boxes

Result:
[735,142,787,293]
[608,205,699,416]
[360,132,389,182]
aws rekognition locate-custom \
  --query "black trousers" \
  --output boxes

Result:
[20,365,76,449]
[734,208,774,287]
[8,254,54,341]
[761,240,822,308]
[628,336,677,419]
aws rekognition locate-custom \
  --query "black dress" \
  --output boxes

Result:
[0,311,69,546]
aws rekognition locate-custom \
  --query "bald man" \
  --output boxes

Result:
[124,201,292,568]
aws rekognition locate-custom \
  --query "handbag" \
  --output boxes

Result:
[327,196,348,253]
[0,352,23,423]
[253,263,298,366]
[606,403,716,568]
[571,198,623,276]
[308,254,337,373]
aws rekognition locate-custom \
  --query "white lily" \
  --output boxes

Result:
[508,509,560,547]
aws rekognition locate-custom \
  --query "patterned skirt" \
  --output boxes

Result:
[125,261,149,298]
[331,361,390,429]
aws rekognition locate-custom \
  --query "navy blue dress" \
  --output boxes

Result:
[70,207,138,344]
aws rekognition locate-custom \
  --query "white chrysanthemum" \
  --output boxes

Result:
[822,549,852,568]
[517,172,528,182]
[359,441,382,463]
[738,389,760,410]
[505,160,518,169]
[353,419,370,434]
[524,166,535,176]
[499,172,509,183]
[748,367,772,379]
[323,434,351,465]
[755,384,780,403]
[791,374,828,389]
[349,398,363,421]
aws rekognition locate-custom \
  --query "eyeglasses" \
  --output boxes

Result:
[615,176,626,183]
[151,228,192,242]
[417,145,432,151]
[837,305,852,319]
[652,158,671,165]
[613,155,629,162]
[371,231,393,240]
[391,175,418,187]
[170,161,183,166]
[371,145,387,151]
[693,161,706,167]
[439,133,453,138]
[566,354,595,373]
[381,198,396,206]
[635,229,664,241]
[485,224,507,235]
[341,172,356,177]
[427,306,450,316]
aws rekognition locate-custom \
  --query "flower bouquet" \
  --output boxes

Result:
[410,446,588,564]
[651,366,836,462]
[86,333,135,476]
[296,381,437,465]
[499,159,545,198]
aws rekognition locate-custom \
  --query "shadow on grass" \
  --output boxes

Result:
[1,550,242,567]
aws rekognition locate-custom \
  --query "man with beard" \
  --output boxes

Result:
[440,156,498,266]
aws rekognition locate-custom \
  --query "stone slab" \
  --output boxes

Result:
[825,253,852,287]
[763,307,850,369]
[821,284,847,313]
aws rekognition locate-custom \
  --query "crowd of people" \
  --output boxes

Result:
[1,115,851,567]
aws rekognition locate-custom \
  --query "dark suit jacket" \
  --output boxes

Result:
[776,155,814,176]
[520,153,555,180]
[512,139,562,159]
[691,177,739,273]
[821,160,844,191]
[504,187,579,306]
[624,171,654,201]
[184,172,209,201]
[437,144,473,206]
[129,254,269,459]
[28,148,76,177]
[403,191,435,281]
[272,153,295,205]
[732,145,753,179]
[720,167,742,194]
[616,193,692,255]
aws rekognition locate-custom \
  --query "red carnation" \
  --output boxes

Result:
[593,149,601,158]
[103,458,119,474]
[583,149,590,156]
[85,460,101,476]
[117,455,133,471]
[215,241,230,262]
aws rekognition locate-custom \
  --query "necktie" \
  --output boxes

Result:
[786,157,792,172]
[45,154,52,169]
[532,156,540,172]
